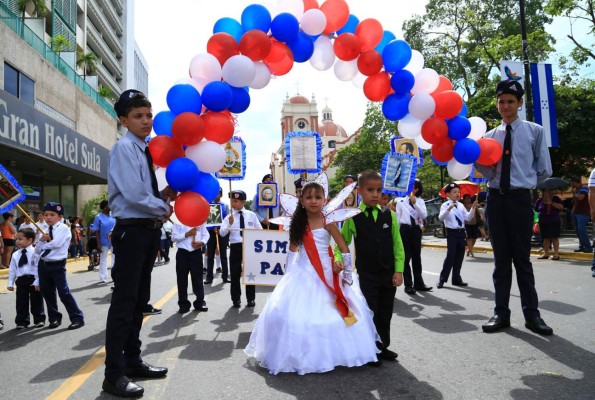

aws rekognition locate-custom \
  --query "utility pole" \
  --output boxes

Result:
[519,0,534,121]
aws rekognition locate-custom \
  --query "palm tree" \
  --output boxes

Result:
[98,85,114,101]
[16,0,48,36]
[76,51,98,79]
[50,34,71,54]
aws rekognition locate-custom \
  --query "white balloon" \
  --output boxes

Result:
[404,49,424,75]
[174,77,203,93]
[398,114,424,139]
[155,167,168,191]
[189,53,222,88]
[301,9,326,35]
[351,72,367,89]
[468,116,487,140]
[412,68,440,95]
[447,159,473,179]
[408,93,436,120]
[185,141,227,174]
[276,0,304,19]
[309,36,335,71]
[414,131,433,150]
[222,55,256,88]
[334,59,358,81]
[250,62,272,89]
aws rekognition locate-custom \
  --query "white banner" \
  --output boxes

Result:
[499,60,527,120]
[242,229,290,286]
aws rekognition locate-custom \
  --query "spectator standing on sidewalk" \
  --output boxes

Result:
[588,167,595,277]
[570,177,592,253]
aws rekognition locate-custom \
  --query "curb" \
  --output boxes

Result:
[0,257,81,278]
[422,244,594,261]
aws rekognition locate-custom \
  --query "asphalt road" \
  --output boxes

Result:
[0,248,593,400]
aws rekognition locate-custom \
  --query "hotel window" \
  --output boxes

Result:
[3,63,35,106]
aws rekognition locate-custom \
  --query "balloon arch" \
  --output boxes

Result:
[148,0,502,227]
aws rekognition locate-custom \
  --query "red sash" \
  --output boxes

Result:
[302,226,357,326]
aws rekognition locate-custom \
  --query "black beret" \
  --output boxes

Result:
[43,201,64,215]
[444,183,460,193]
[262,174,274,183]
[114,89,146,117]
[496,79,524,97]
[230,190,246,201]
[344,175,356,181]
[294,178,303,189]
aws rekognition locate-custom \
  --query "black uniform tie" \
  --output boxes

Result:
[144,146,161,198]
[41,225,54,258]
[18,249,28,268]
[239,211,245,237]
[500,124,512,191]
[366,207,375,222]
[453,204,463,227]
[409,200,417,226]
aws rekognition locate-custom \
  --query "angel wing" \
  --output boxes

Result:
[324,182,357,215]
[324,208,362,225]
[314,173,329,200]
[269,216,292,227]
[278,193,298,217]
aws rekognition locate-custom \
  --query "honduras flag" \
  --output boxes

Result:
[530,63,559,148]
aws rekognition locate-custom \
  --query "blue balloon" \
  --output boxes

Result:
[241,4,271,32]
[382,93,411,121]
[458,102,468,117]
[453,138,481,164]
[166,84,202,115]
[447,116,472,140]
[153,111,176,136]
[214,17,244,43]
[190,172,220,203]
[374,30,396,54]
[165,157,200,192]
[390,69,415,95]
[287,32,314,63]
[229,86,251,113]
[431,155,448,166]
[270,12,299,43]
[201,81,233,112]
[382,40,412,72]
[336,14,359,35]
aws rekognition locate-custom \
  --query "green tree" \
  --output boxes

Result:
[98,85,114,101]
[49,34,71,55]
[81,192,108,226]
[17,0,48,35]
[76,51,98,79]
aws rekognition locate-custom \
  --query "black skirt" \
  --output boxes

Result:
[465,224,479,239]
[539,221,560,239]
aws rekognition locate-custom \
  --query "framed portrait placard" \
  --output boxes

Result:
[391,137,422,164]
[470,165,487,183]
[256,183,278,208]
[284,131,322,174]
[207,204,223,227]
[380,152,418,196]
[216,137,246,180]
[0,164,26,213]
[342,189,358,208]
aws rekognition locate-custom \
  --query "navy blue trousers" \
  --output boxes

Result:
[176,248,204,309]
[439,229,466,284]
[38,261,83,324]
[15,275,45,326]
[206,230,228,280]
[229,243,254,303]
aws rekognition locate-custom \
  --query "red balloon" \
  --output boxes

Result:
[421,117,449,144]
[304,0,319,10]
[430,76,453,98]
[207,32,240,66]
[357,49,383,76]
[202,111,235,144]
[171,112,205,146]
[355,18,383,51]
[148,136,185,168]
[363,71,391,102]
[476,138,503,165]
[434,90,464,119]
[333,33,362,61]
[321,0,350,34]
[174,192,210,227]
[240,30,272,61]
[431,138,455,162]
[264,40,294,76]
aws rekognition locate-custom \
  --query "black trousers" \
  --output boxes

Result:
[15,275,45,326]
[105,223,160,381]
[229,243,255,303]
[486,191,540,320]
[38,261,84,324]
[358,271,396,350]
[439,229,466,284]
[206,230,229,280]
[176,248,204,309]
[400,224,426,288]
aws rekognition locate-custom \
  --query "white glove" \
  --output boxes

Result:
[285,250,298,273]
[341,253,353,285]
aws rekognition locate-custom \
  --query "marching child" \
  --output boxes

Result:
[437,182,477,288]
[7,228,46,329]
[35,202,84,330]
[219,190,262,308]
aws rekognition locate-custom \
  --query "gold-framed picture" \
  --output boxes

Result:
[393,138,421,164]
[342,189,358,208]
[257,183,278,207]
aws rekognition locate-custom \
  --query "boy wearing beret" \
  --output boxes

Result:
[220,190,263,308]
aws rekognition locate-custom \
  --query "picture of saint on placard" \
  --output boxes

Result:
[394,138,421,164]
[384,154,414,193]
[342,189,358,208]
[207,204,223,227]
[257,183,278,207]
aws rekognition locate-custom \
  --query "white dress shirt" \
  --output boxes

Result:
[34,221,71,261]
[8,245,40,287]
[395,196,427,228]
[19,221,37,234]
[35,220,48,242]
[438,201,474,229]
[220,209,263,244]
[171,222,209,252]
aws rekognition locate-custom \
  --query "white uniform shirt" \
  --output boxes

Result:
[34,221,71,261]
[171,223,209,252]
[19,221,37,234]
[220,209,263,244]
[438,201,474,229]
[8,245,40,286]
[36,220,49,243]
[395,196,427,228]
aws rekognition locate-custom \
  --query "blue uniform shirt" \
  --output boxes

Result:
[91,212,116,246]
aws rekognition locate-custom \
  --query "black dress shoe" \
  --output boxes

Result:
[414,285,433,292]
[482,315,511,333]
[246,300,256,307]
[178,307,190,314]
[232,301,241,308]
[68,321,85,330]
[525,317,553,336]
[102,377,144,398]
[222,278,231,283]
[203,280,213,285]
[125,361,168,379]
[404,287,417,295]
[436,281,444,289]
[379,348,398,360]
[366,359,383,367]
[452,281,468,287]
[194,301,208,312]
[48,320,61,329]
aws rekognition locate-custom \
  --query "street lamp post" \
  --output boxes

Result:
[519,0,534,121]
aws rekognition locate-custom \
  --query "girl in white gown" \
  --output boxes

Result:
[245,180,380,375]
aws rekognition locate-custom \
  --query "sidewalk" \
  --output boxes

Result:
[0,257,91,279]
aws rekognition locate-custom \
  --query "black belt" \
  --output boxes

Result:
[488,188,530,195]
[42,259,66,266]
[230,242,242,246]
[116,218,163,229]
[17,274,35,279]
[446,228,466,233]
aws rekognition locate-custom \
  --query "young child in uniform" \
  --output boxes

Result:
[219,190,262,308]
[437,183,477,288]
[35,202,85,330]
[7,228,46,329]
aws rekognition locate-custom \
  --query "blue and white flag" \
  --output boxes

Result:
[530,63,559,148]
